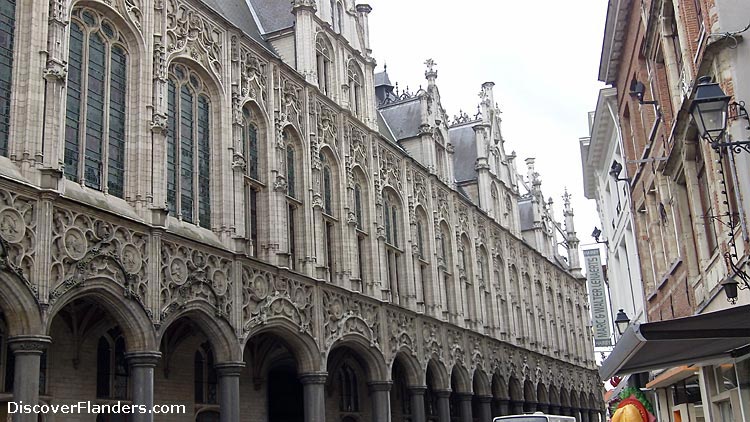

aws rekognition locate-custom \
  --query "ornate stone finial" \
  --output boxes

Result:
[563,189,572,211]
[424,58,438,85]
[291,0,317,11]
[424,58,437,73]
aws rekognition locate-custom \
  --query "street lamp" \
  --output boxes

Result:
[609,160,630,183]
[614,309,630,335]
[690,76,732,144]
[591,227,608,247]
[689,76,750,303]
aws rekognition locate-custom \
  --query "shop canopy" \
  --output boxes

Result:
[599,304,750,380]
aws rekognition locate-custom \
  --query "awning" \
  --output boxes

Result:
[599,304,750,380]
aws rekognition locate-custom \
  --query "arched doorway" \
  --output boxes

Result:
[391,358,412,422]
[245,332,305,422]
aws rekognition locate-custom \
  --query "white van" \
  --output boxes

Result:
[493,412,577,422]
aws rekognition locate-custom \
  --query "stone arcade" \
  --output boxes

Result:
[0,0,602,421]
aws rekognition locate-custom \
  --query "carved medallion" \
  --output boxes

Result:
[0,208,24,243]
[63,227,88,260]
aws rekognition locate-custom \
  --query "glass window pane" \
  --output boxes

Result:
[84,32,106,190]
[197,96,210,229]
[64,23,84,180]
[0,0,15,157]
[107,46,126,198]
[247,123,258,179]
[180,85,194,223]
[166,80,178,216]
[286,145,295,198]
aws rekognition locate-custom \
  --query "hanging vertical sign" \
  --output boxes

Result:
[584,248,611,347]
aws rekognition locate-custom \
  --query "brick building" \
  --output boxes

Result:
[0,0,602,421]
[596,0,750,420]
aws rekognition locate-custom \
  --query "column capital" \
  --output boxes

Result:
[367,381,393,392]
[408,385,428,395]
[125,351,162,367]
[455,392,473,402]
[478,395,493,403]
[299,371,328,385]
[8,335,51,354]
[434,389,451,399]
[215,361,245,376]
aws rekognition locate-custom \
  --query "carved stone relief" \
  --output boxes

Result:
[0,189,36,294]
[242,266,313,336]
[166,0,224,83]
[322,289,380,350]
[160,240,232,321]
[49,208,148,308]
[386,309,417,361]
[379,146,402,192]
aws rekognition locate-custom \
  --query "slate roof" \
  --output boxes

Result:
[246,0,296,34]
[374,71,392,87]
[377,111,398,145]
[449,124,477,183]
[378,99,422,140]
[202,0,277,54]
[518,199,535,231]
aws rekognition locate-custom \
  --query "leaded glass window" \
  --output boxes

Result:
[316,35,332,96]
[347,62,363,117]
[64,9,128,198]
[0,0,16,157]
[321,153,333,215]
[286,144,296,198]
[194,343,217,405]
[96,331,128,400]
[354,183,363,229]
[242,108,259,180]
[166,63,211,229]
[417,220,424,258]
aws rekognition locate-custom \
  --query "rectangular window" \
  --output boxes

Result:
[107,48,126,198]
[288,204,296,270]
[0,0,15,157]
[357,234,365,283]
[166,81,177,216]
[84,34,106,190]
[64,24,84,180]
[197,97,210,229]
[248,187,258,256]
[179,86,194,222]
[697,148,718,254]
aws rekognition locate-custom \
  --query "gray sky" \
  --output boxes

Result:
[368,0,609,252]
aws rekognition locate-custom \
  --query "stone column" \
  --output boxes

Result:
[478,396,493,421]
[216,362,244,422]
[537,403,549,413]
[457,393,473,422]
[588,409,600,422]
[549,405,561,415]
[435,390,451,422]
[8,336,51,422]
[369,381,392,422]
[409,386,427,422]
[126,351,161,422]
[580,409,590,422]
[495,399,510,416]
[300,372,327,422]
[524,401,538,413]
[511,401,524,414]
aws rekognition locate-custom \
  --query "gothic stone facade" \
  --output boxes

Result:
[0,0,600,421]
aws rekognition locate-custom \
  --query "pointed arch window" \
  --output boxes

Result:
[353,173,369,289]
[384,190,403,304]
[242,107,259,180]
[166,63,211,228]
[0,0,16,157]
[96,330,128,399]
[64,9,128,198]
[347,62,363,118]
[338,363,359,412]
[194,342,218,405]
[336,1,344,34]
[354,183,363,229]
[316,35,332,96]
